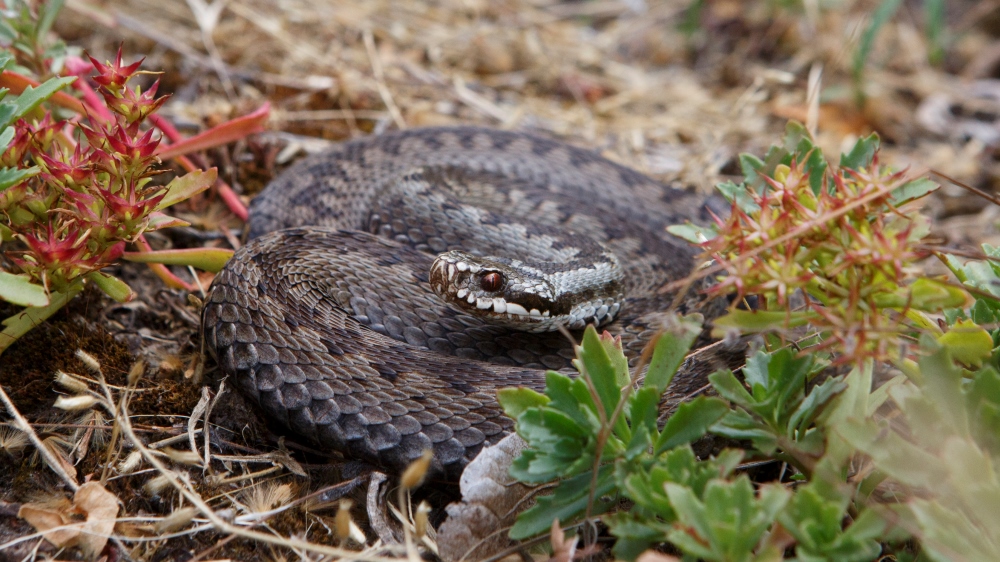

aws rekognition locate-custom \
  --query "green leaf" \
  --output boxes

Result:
[716,180,760,214]
[874,277,972,311]
[36,0,65,39]
[86,272,135,303]
[0,104,16,132]
[544,370,597,430]
[0,52,13,71]
[155,168,218,211]
[821,360,875,429]
[753,347,820,422]
[643,314,701,393]
[891,176,939,206]
[852,0,901,104]
[708,369,754,407]
[778,484,885,562]
[123,247,234,273]
[955,247,1000,299]
[6,76,76,128]
[666,222,716,244]
[654,396,728,454]
[788,375,846,435]
[0,126,14,151]
[623,421,652,461]
[839,133,880,170]
[607,513,672,561]
[498,387,550,419]
[0,270,49,307]
[510,402,594,483]
[710,309,812,337]
[617,447,744,524]
[0,165,39,191]
[804,147,828,195]
[509,369,607,484]
[761,143,793,184]
[711,409,778,454]
[627,387,660,436]
[917,343,971,437]
[523,406,589,442]
[509,465,617,539]
[924,0,947,64]
[145,212,191,231]
[739,153,766,186]
[837,418,947,490]
[967,367,1000,449]
[938,319,993,369]
[663,483,716,559]
[910,498,1000,562]
[970,298,1000,325]
[782,120,812,154]
[666,477,790,561]
[780,122,829,194]
[576,326,624,421]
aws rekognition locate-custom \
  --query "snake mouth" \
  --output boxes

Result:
[429,252,556,322]
[454,289,552,319]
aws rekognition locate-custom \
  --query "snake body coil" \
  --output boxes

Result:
[202,127,719,477]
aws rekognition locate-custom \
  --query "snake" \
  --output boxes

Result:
[201,127,729,478]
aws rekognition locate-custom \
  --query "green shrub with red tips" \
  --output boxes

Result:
[0,2,267,354]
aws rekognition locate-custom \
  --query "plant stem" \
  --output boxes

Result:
[0,282,84,356]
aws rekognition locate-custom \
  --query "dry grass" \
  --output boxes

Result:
[2,0,999,559]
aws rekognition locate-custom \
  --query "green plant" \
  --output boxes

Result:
[0,48,212,353]
[498,319,732,547]
[852,0,952,104]
[0,1,266,355]
[500,124,998,561]
[679,0,954,106]
[0,0,72,77]
[673,122,966,363]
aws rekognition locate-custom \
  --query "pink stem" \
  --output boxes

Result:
[149,113,184,143]
[150,115,250,222]
[153,103,270,160]
[134,235,196,292]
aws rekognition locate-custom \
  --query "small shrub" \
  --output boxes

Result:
[502,123,998,561]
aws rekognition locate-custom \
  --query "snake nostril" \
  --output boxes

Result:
[480,272,504,292]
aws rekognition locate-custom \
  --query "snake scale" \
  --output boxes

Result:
[202,127,729,478]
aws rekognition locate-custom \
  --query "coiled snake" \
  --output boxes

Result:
[202,127,727,478]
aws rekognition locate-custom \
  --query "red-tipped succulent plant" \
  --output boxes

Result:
[0,35,267,354]
[686,126,969,364]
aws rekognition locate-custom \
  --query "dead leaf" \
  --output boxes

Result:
[548,519,578,562]
[19,482,120,559]
[770,102,872,138]
[366,471,401,545]
[41,435,78,487]
[437,434,533,562]
[18,503,80,548]
[74,482,120,559]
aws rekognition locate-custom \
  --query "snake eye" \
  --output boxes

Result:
[480,272,504,292]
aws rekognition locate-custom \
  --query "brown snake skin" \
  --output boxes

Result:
[202,127,729,478]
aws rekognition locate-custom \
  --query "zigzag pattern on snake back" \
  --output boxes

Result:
[201,127,726,478]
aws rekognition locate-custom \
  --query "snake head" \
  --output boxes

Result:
[429,250,561,330]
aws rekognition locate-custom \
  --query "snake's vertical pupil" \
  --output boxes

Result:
[480,272,504,292]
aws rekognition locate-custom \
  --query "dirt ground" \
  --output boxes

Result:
[3,0,1000,559]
